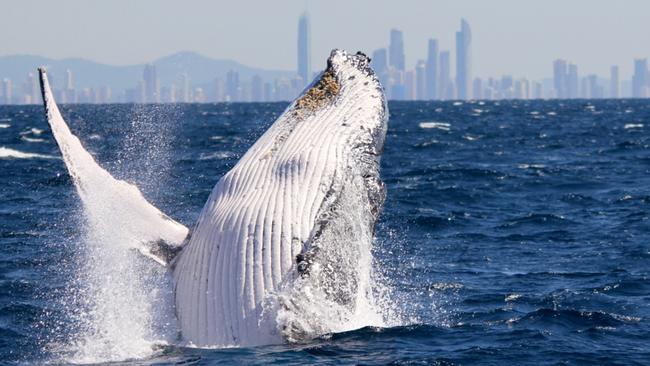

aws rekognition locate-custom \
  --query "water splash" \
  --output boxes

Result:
[46,104,184,363]
[274,174,401,341]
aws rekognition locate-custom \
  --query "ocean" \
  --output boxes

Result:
[1,100,649,365]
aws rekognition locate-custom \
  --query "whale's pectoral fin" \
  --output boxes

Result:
[38,67,189,265]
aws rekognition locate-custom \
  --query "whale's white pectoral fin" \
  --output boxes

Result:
[38,67,189,265]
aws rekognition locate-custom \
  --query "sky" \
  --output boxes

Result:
[2,0,649,80]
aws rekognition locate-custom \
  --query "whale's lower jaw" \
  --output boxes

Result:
[172,49,388,347]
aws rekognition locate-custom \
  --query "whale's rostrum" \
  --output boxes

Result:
[38,49,388,348]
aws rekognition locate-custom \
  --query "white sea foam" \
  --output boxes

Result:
[624,123,643,129]
[419,122,451,131]
[20,127,44,136]
[505,293,522,302]
[0,123,10,128]
[0,146,56,159]
[198,151,233,160]
[21,136,45,143]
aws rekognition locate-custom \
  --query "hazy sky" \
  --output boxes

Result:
[2,0,648,79]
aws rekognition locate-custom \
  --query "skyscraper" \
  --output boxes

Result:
[297,12,311,87]
[455,19,472,100]
[143,64,160,103]
[389,29,405,71]
[568,63,578,98]
[2,79,12,105]
[610,65,619,98]
[632,59,648,98]
[553,59,568,98]
[425,39,438,100]
[415,60,426,100]
[372,48,388,88]
[251,75,263,102]
[438,51,451,100]
[179,73,190,103]
[226,70,240,102]
[473,77,483,100]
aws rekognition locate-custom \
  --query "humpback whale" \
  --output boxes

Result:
[38,49,388,347]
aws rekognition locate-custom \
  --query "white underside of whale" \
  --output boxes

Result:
[38,49,388,349]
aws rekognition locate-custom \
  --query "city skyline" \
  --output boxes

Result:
[2,15,650,104]
[2,1,649,79]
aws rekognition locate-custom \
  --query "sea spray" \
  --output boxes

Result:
[50,104,184,362]
[275,174,397,341]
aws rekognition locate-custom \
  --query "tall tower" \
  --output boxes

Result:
[415,60,426,100]
[610,65,619,98]
[632,59,648,98]
[143,64,160,103]
[553,59,568,98]
[372,48,388,88]
[389,29,405,71]
[439,51,451,100]
[568,63,578,98]
[2,79,12,105]
[297,12,311,86]
[425,39,438,100]
[455,19,472,100]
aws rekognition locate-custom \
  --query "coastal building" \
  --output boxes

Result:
[425,39,438,100]
[297,12,311,87]
[610,66,619,98]
[438,51,451,100]
[389,29,405,71]
[632,58,648,98]
[455,19,472,100]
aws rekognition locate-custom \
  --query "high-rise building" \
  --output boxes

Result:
[24,73,37,104]
[610,65,619,98]
[389,29,405,71]
[372,48,389,88]
[251,75,263,102]
[515,78,530,99]
[632,58,648,98]
[226,70,240,102]
[425,39,438,99]
[405,70,416,100]
[532,82,543,99]
[473,77,483,100]
[179,73,190,103]
[438,51,451,100]
[2,78,12,105]
[372,48,388,74]
[553,59,568,98]
[568,63,578,98]
[63,69,77,103]
[415,61,426,100]
[213,78,224,102]
[455,19,472,100]
[143,64,160,103]
[64,69,74,90]
[297,12,311,87]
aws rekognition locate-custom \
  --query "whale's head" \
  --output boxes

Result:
[291,49,388,158]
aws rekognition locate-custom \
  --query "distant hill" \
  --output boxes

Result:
[0,52,296,91]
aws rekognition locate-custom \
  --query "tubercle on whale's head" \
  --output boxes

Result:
[328,49,388,154]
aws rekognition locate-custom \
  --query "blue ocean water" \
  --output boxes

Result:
[1,100,649,365]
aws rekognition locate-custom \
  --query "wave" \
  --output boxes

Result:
[19,127,44,136]
[0,147,57,159]
[0,123,10,129]
[419,122,450,131]
[198,151,234,160]
[20,136,45,143]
